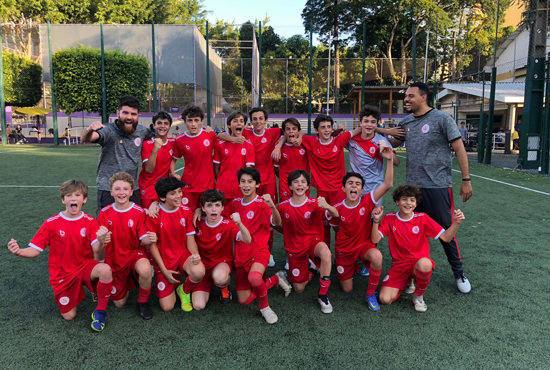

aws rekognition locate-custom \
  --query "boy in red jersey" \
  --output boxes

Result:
[98,172,156,320]
[147,177,205,312]
[223,168,291,324]
[170,104,217,211]
[192,189,252,310]
[7,180,113,332]
[213,112,255,204]
[139,111,176,211]
[371,185,465,312]
[274,170,339,314]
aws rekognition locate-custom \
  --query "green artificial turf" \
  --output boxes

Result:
[1,145,549,369]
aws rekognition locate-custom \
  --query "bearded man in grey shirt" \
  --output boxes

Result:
[390,82,473,294]
[81,96,153,216]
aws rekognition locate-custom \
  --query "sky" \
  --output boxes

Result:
[203,0,309,40]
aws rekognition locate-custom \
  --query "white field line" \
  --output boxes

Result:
[0,148,40,154]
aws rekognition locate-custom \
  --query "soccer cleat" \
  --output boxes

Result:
[176,284,193,312]
[276,270,292,297]
[365,292,380,312]
[412,296,428,313]
[220,286,232,304]
[260,306,279,324]
[137,302,153,320]
[456,274,471,293]
[309,258,319,274]
[359,267,370,276]
[318,295,333,314]
[268,255,276,267]
[404,278,416,294]
[91,310,107,332]
[92,293,98,302]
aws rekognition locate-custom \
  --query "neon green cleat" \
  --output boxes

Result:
[176,284,193,312]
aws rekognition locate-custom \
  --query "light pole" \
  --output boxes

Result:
[424,30,430,83]
[327,37,332,114]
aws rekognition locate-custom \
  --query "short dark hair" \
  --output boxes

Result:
[155,177,187,201]
[392,185,422,204]
[288,169,310,188]
[237,167,261,185]
[282,117,301,132]
[313,114,334,131]
[249,107,269,120]
[409,82,430,97]
[227,112,248,134]
[342,172,365,188]
[200,189,226,206]
[359,105,381,122]
[153,110,173,125]
[181,104,204,121]
[118,96,141,112]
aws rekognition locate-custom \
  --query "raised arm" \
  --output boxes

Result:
[230,213,252,244]
[7,239,40,258]
[370,206,384,244]
[440,210,465,242]
[143,138,163,174]
[261,194,281,227]
[317,196,338,218]
[81,121,105,143]
[218,132,245,144]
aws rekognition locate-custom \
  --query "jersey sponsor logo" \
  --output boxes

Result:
[332,146,337,153]
[283,153,288,158]
[261,137,267,144]
[141,190,145,195]
[134,138,141,146]
[59,296,70,306]
[285,213,289,219]
[169,149,174,156]
[111,286,117,295]
[412,226,420,234]
[128,219,134,228]
[299,148,305,155]
[392,226,396,232]
[186,145,191,150]
[204,139,211,147]
[108,220,112,226]
[359,207,366,216]
[369,147,376,155]
[247,211,254,219]
[197,229,202,236]
[241,148,247,155]
[383,274,390,282]
[422,124,430,133]
[304,211,311,219]
[292,268,300,277]
[180,218,186,227]
[182,197,189,205]
[216,233,222,241]
[337,265,344,274]
[59,230,65,237]
[225,149,229,154]
[160,222,164,228]
[157,282,166,291]
[340,216,345,221]
[80,228,87,237]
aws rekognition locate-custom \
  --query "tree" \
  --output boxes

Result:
[2,51,42,106]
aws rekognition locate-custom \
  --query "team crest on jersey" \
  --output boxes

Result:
[59,230,65,237]
[369,147,376,155]
[204,139,210,147]
[169,149,174,156]
[59,296,70,306]
[241,148,247,155]
[225,149,229,154]
[292,268,300,277]
[332,146,337,153]
[247,211,254,219]
[180,218,186,227]
[337,266,344,274]
[111,286,117,294]
[412,226,420,234]
[186,145,191,150]
[299,149,305,155]
[340,216,345,221]
[359,207,366,216]
[216,233,222,241]
[283,153,288,158]
[141,190,145,195]
[80,228,86,237]
[285,213,289,219]
[128,219,134,228]
[134,138,141,146]
[261,137,267,144]
[393,226,396,231]
[160,222,164,228]
[182,197,189,205]
[422,124,430,133]
[197,229,202,236]
[383,274,390,282]
[304,212,311,219]
[157,282,166,291]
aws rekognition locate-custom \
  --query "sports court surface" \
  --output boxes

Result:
[1,145,549,369]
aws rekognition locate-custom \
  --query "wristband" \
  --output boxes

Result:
[372,220,380,224]
[462,178,471,181]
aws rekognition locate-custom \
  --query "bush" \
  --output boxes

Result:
[53,46,150,115]
[2,51,43,107]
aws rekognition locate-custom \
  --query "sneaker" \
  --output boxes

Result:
[276,270,292,297]
[365,292,380,312]
[412,296,428,313]
[91,310,107,332]
[359,267,370,276]
[176,284,193,312]
[284,260,289,271]
[220,286,232,304]
[92,293,98,302]
[309,258,319,274]
[318,295,333,314]
[404,278,416,294]
[137,302,153,320]
[260,306,278,324]
[456,274,471,293]
[268,255,276,267]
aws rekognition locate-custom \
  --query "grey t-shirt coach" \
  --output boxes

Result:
[398,109,462,188]
[96,121,152,191]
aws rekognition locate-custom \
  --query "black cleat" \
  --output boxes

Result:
[138,302,153,320]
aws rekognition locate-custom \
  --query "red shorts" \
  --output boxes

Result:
[317,189,346,207]
[194,262,233,293]
[258,182,278,204]
[381,258,435,291]
[155,250,191,299]
[181,191,202,212]
[335,242,377,281]
[111,248,149,301]
[286,238,322,284]
[140,198,156,211]
[235,250,270,291]
[52,259,100,314]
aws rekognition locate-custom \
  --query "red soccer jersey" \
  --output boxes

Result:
[225,196,272,267]
[28,212,100,285]
[378,212,445,263]
[138,138,176,201]
[213,139,255,199]
[330,193,377,254]
[173,129,217,192]
[98,203,149,274]
[277,197,330,255]
[275,143,310,200]
[195,217,240,270]
[301,132,353,191]
[243,128,281,184]
[146,204,195,269]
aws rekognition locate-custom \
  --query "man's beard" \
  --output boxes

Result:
[117,118,138,135]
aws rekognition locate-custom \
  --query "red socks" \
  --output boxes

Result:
[96,279,112,311]
[265,275,279,289]
[240,273,279,306]
[318,277,331,296]
[414,270,432,297]
[137,286,151,303]
[366,268,382,296]
[182,277,199,294]
[249,271,269,309]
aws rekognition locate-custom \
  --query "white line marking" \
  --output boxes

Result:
[175,166,184,173]
[0,148,40,154]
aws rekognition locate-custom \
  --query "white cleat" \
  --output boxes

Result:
[404,278,415,294]
[276,270,292,297]
[456,274,471,293]
[268,254,276,267]
[318,296,333,314]
[412,296,428,313]
[260,306,278,324]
